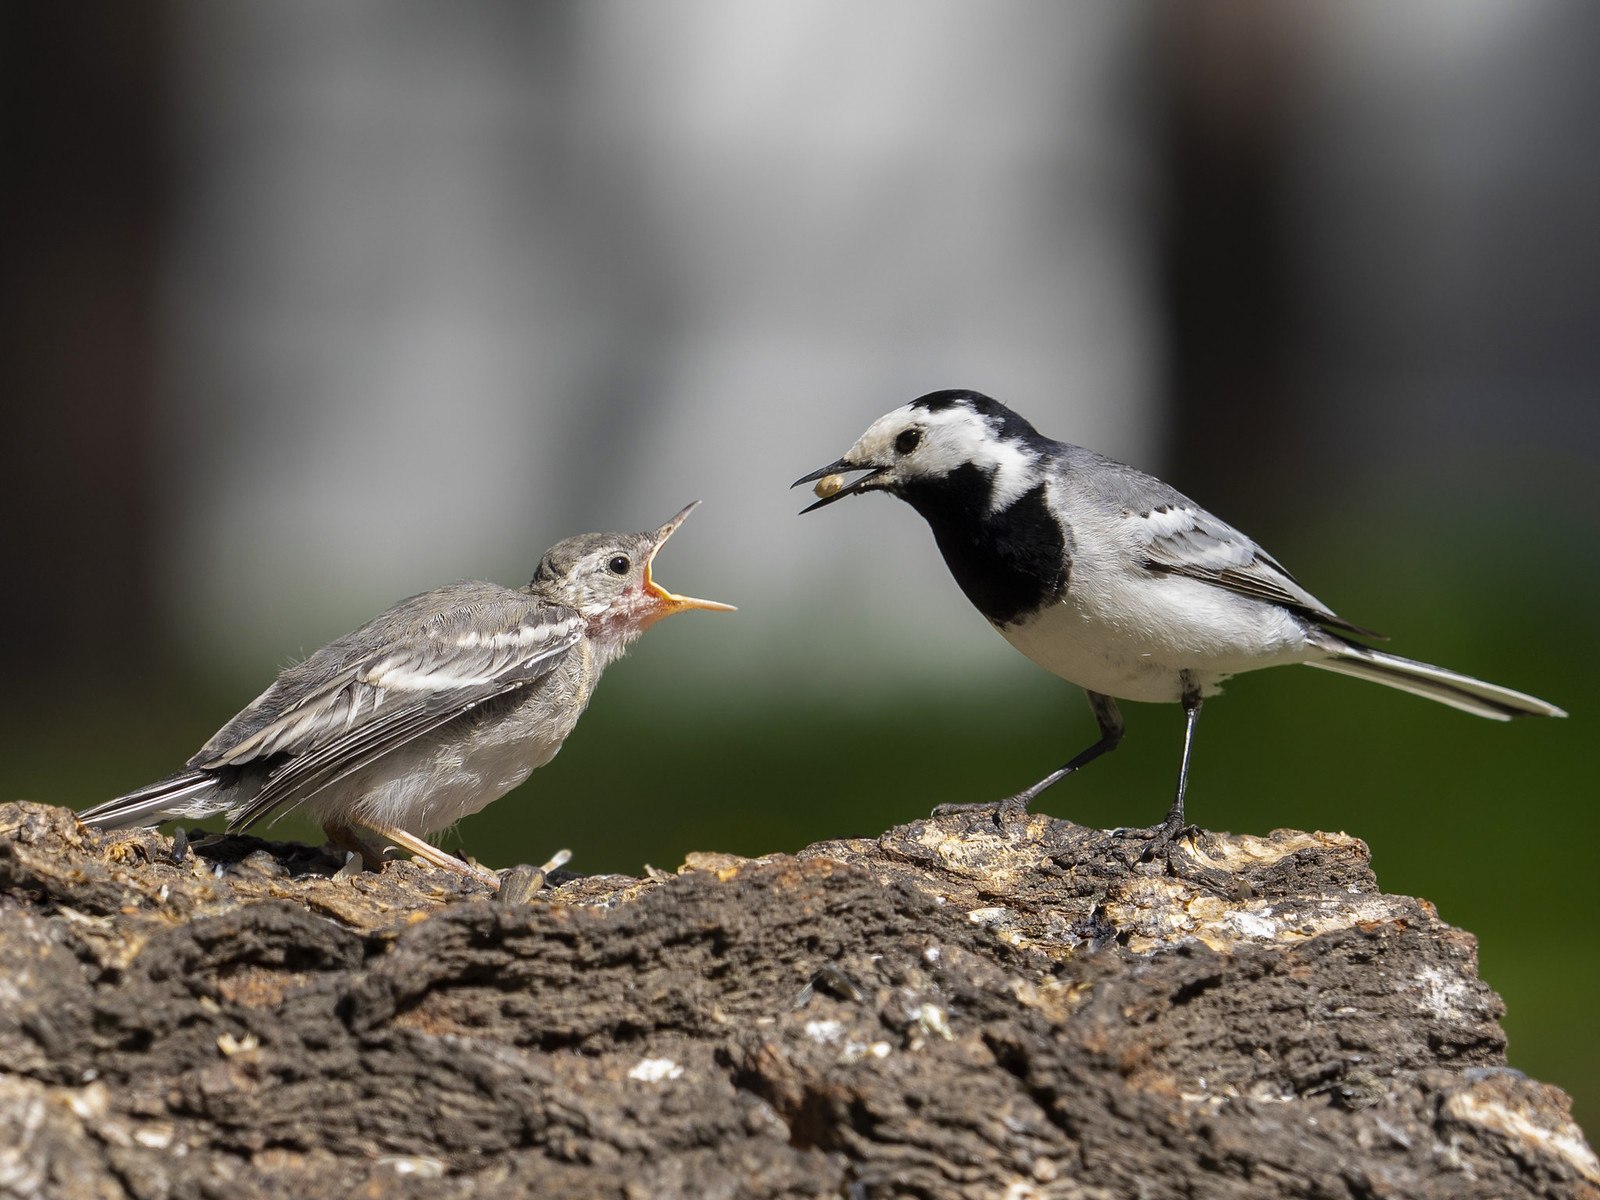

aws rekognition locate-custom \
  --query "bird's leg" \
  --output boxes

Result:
[1116,680,1205,862]
[373,823,504,888]
[323,822,502,889]
[323,824,385,872]
[933,691,1125,825]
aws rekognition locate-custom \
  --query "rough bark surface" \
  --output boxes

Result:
[1,800,1595,1200]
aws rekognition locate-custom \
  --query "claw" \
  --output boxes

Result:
[930,790,1034,828]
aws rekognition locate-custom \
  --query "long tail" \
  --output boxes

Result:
[1306,640,1567,721]
[78,770,226,830]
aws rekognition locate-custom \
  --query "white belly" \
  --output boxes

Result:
[997,572,1313,704]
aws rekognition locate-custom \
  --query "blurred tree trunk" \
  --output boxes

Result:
[0,4,171,687]
[1154,3,1307,528]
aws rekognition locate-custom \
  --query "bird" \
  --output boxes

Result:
[793,389,1565,850]
[79,503,734,883]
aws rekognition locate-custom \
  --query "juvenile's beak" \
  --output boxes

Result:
[643,502,737,614]
[791,457,890,513]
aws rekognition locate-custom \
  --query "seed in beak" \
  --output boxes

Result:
[813,473,846,500]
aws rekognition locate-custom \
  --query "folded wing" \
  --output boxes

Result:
[213,593,584,831]
[1138,505,1380,638]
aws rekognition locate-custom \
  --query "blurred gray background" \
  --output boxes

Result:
[4,1,1596,1128]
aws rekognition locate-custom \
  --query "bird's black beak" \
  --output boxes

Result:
[791,457,890,514]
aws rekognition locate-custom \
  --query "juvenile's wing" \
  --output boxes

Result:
[209,585,584,831]
[1134,502,1379,638]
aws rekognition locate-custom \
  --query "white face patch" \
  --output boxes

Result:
[847,402,1041,514]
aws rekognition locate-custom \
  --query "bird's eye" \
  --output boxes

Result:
[607,555,631,575]
[895,428,923,454]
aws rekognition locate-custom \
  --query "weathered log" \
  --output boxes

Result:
[1,800,1595,1199]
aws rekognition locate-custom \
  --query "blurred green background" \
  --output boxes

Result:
[3,0,1595,1139]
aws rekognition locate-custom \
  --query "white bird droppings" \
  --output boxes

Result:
[1414,966,1473,1022]
[914,1004,954,1041]
[628,1057,684,1082]
[805,1019,845,1045]
[378,1156,446,1178]
[1228,910,1279,940]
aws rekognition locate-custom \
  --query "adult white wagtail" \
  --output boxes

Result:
[794,389,1565,848]
[80,504,733,882]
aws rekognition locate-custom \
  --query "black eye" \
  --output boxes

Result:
[895,428,922,454]
[607,555,631,575]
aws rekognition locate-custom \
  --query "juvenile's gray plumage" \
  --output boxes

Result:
[80,504,733,881]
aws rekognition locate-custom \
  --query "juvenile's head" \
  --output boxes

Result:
[529,503,734,646]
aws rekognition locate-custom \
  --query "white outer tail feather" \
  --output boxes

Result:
[1307,644,1567,721]
[78,771,223,830]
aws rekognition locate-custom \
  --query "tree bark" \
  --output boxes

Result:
[1,801,1595,1199]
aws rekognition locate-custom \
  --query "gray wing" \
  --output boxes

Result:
[1136,503,1379,637]
[201,583,585,831]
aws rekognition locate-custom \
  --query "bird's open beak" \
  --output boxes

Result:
[791,458,890,513]
[643,502,737,615]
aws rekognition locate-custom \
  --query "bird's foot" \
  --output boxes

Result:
[1108,819,1242,895]
[1109,816,1205,868]
[323,824,388,874]
[930,790,1033,828]
[324,822,504,890]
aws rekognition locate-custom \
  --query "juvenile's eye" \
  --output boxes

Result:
[607,555,631,575]
[895,428,923,454]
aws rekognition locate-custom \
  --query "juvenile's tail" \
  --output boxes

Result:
[1307,641,1567,721]
[78,770,225,830]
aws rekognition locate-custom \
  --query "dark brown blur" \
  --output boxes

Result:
[1,5,171,684]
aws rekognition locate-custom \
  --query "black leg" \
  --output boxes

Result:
[1125,678,1205,862]
[1166,683,1203,831]
[932,691,1125,825]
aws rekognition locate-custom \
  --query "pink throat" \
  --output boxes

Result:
[586,599,662,642]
